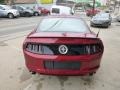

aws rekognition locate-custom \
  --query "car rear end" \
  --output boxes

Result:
[23,16,104,76]
[86,9,100,16]
[23,36,103,76]
[91,13,111,27]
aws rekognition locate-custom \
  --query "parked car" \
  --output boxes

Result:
[0,4,19,19]
[86,8,100,16]
[90,13,112,28]
[38,7,50,15]
[74,7,85,13]
[23,15,104,76]
[74,7,86,16]
[26,7,41,16]
[105,9,113,13]
[116,15,120,22]
[50,5,73,15]
[12,5,34,17]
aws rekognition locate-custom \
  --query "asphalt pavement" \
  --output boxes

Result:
[0,16,120,90]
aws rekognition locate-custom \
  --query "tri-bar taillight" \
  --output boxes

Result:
[25,43,103,55]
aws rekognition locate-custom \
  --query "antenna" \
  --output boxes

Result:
[96,28,101,37]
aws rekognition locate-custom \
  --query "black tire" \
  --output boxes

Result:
[8,13,14,19]
[34,12,39,16]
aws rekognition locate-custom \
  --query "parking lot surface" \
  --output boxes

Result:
[0,16,120,90]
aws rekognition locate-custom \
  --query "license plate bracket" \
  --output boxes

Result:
[44,61,81,70]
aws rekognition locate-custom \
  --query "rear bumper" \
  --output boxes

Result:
[24,51,103,76]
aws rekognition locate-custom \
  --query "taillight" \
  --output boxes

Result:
[86,44,102,54]
[25,43,103,55]
[26,43,54,55]
[26,44,42,54]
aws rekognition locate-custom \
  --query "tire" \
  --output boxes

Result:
[8,13,14,19]
[34,12,39,16]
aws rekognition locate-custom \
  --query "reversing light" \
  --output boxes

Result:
[26,44,42,54]
[26,43,54,55]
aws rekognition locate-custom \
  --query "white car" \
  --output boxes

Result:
[50,5,74,15]
[74,7,86,16]
[0,5,19,19]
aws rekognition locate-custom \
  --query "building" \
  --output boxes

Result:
[15,0,36,4]
[5,0,36,5]
[56,0,108,6]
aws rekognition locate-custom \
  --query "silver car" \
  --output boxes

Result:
[90,13,112,28]
[0,5,19,19]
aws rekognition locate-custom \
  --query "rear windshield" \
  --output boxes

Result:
[37,18,90,33]
[52,8,60,14]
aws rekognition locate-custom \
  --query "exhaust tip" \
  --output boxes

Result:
[30,71,36,75]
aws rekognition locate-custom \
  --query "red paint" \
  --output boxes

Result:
[86,9,100,16]
[38,7,50,15]
[23,16,104,76]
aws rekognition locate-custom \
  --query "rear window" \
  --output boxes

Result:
[52,8,60,14]
[37,18,90,33]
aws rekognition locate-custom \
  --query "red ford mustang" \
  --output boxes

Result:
[23,15,104,76]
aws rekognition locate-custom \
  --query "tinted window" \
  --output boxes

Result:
[37,18,90,33]
[52,8,60,14]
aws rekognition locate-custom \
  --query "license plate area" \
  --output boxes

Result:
[44,61,81,70]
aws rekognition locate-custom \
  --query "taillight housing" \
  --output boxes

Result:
[25,43,103,55]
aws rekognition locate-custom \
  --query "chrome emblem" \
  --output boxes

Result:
[59,45,68,54]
